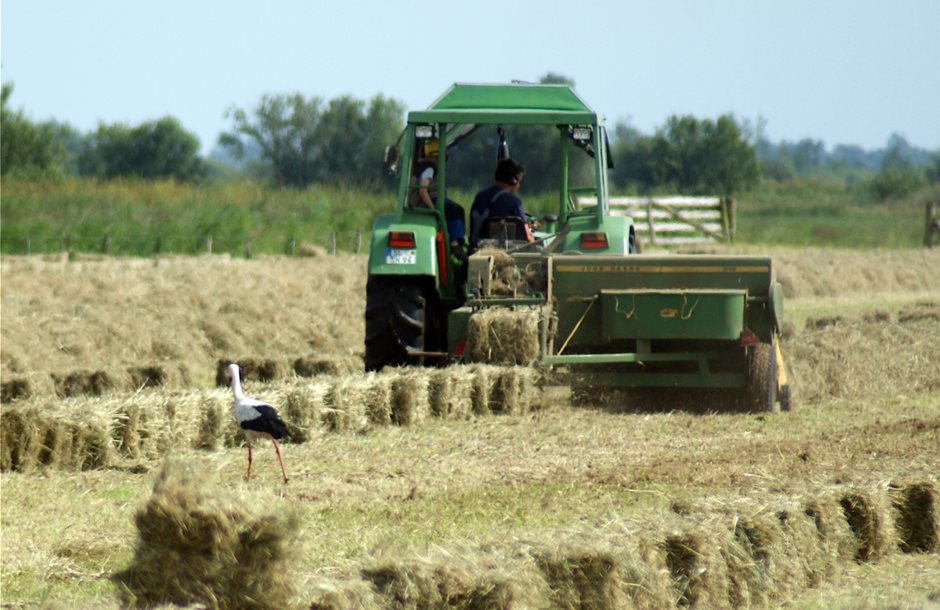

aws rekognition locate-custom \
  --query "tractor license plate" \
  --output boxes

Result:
[385,248,416,265]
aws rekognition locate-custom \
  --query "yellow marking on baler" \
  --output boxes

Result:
[555,265,770,274]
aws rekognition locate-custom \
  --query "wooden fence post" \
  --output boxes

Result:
[329,233,336,255]
[355,231,362,254]
[101,234,110,254]
[205,235,213,255]
[244,238,252,259]
[926,201,940,248]
[646,200,657,245]
[287,236,296,257]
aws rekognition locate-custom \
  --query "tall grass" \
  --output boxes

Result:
[0,178,396,256]
[735,178,939,248]
[2,177,936,255]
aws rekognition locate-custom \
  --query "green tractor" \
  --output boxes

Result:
[365,83,791,411]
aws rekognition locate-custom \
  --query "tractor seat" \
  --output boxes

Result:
[482,216,526,242]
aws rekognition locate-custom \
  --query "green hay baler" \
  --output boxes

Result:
[366,83,790,411]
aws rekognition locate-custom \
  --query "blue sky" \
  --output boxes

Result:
[2,0,939,154]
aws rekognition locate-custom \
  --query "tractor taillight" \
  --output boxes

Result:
[388,231,416,248]
[580,232,609,249]
[740,328,759,346]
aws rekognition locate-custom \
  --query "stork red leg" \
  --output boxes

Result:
[245,442,253,481]
[272,438,289,483]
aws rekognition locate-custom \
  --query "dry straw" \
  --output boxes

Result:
[0,399,113,472]
[786,307,940,404]
[889,481,939,554]
[114,459,299,609]
[465,307,542,366]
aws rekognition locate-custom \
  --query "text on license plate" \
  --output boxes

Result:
[385,248,416,265]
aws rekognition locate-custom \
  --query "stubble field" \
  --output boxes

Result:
[1,247,939,609]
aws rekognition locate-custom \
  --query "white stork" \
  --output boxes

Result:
[226,363,290,483]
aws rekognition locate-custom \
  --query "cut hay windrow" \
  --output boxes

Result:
[785,310,940,403]
[114,459,299,610]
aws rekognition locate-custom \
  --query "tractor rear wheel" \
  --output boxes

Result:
[744,342,777,412]
[365,276,428,372]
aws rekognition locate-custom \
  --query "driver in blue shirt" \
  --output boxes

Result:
[468,158,533,252]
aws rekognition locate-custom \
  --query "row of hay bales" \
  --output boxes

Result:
[310,481,938,610]
[0,364,542,473]
[0,354,363,404]
[116,460,938,609]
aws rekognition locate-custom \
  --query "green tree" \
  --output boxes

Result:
[78,117,206,181]
[1,83,67,176]
[614,114,760,196]
[220,93,404,188]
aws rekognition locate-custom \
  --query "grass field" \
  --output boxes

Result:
[2,178,938,256]
[1,248,939,608]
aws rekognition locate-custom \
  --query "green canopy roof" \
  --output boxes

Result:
[408,83,600,126]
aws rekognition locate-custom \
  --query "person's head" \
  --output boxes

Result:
[494,158,525,188]
[422,138,439,158]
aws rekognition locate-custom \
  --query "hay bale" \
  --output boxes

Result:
[194,401,227,451]
[308,577,382,610]
[898,303,940,323]
[427,368,475,420]
[362,550,531,610]
[0,401,114,472]
[465,307,541,366]
[661,529,732,609]
[839,489,894,562]
[365,375,394,426]
[280,381,331,442]
[322,376,372,432]
[468,365,496,416]
[0,406,44,471]
[488,367,541,415]
[128,365,172,390]
[51,369,122,397]
[803,494,858,564]
[890,481,938,553]
[114,459,298,609]
[1,373,55,403]
[293,355,359,377]
[388,369,430,426]
[216,358,288,387]
[532,544,624,610]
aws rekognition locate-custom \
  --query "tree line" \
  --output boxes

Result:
[3,77,939,201]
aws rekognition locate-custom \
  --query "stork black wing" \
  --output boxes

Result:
[240,405,290,439]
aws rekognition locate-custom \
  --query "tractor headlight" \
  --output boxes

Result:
[415,125,435,139]
[572,126,592,141]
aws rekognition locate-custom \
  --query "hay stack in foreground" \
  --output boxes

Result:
[114,459,299,609]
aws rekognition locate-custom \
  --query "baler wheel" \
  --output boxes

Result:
[745,342,778,412]
[364,275,427,372]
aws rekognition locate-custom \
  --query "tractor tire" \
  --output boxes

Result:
[364,275,427,372]
[744,342,777,413]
